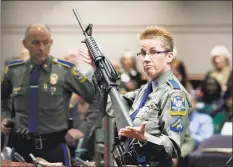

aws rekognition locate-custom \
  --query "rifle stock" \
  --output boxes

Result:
[72,9,133,133]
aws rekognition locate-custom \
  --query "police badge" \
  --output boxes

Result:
[50,73,58,85]
[170,92,187,116]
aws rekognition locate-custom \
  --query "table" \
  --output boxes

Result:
[1,160,35,166]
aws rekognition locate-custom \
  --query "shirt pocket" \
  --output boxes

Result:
[12,87,27,113]
[144,102,161,134]
[40,82,64,111]
[144,102,159,120]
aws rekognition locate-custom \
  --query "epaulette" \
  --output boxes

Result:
[52,58,75,68]
[167,78,180,90]
[7,59,25,68]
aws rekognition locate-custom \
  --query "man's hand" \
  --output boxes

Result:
[118,122,148,143]
[1,118,13,134]
[78,48,96,70]
[65,129,84,147]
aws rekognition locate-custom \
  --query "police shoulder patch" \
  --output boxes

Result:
[52,58,75,68]
[170,117,184,133]
[170,91,187,116]
[71,67,87,83]
[7,59,25,68]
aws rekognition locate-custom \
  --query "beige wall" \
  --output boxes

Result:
[1,1,232,74]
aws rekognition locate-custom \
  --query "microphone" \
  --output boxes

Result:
[29,153,43,167]
[14,152,29,166]
[226,156,232,165]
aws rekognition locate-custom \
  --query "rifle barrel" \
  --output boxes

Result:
[72,8,86,35]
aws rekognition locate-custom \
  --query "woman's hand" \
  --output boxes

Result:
[77,48,96,70]
[118,122,148,143]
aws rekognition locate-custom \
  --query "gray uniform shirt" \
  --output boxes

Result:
[110,69,191,159]
[1,56,97,134]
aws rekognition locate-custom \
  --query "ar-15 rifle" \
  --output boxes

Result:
[72,9,133,139]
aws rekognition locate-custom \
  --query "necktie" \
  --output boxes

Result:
[129,81,156,165]
[130,81,153,121]
[28,65,40,133]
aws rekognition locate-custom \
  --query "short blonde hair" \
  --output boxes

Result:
[139,26,174,51]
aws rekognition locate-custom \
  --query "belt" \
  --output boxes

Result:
[15,129,68,150]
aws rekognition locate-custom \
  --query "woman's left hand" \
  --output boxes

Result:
[118,122,148,143]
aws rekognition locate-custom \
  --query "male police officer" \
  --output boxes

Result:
[1,24,98,166]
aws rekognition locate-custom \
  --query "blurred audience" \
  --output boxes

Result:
[112,60,121,75]
[226,70,232,90]
[171,58,194,95]
[189,96,214,149]
[20,45,30,60]
[206,45,231,92]
[196,76,223,115]
[211,85,233,134]
[119,50,147,94]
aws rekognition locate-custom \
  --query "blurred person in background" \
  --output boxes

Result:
[189,96,214,149]
[112,60,126,94]
[211,85,233,134]
[205,45,231,92]
[112,60,121,75]
[20,45,30,61]
[3,45,29,68]
[171,58,193,95]
[196,76,233,134]
[223,86,232,122]
[226,70,232,90]
[196,76,223,115]
[63,51,101,161]
[119,49,147,94]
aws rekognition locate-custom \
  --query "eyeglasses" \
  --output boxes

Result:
[137,50,170,57]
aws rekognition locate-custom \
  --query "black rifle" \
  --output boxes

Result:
[72,9,133,139]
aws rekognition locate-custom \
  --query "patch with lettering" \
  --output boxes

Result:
[170,92,187,116]
[170,118,184,133]
[72,68,87,83]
